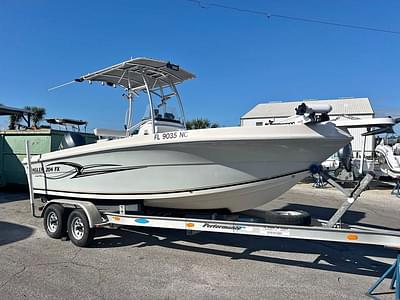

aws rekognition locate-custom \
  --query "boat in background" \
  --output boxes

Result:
[23,57,351,212]
[375,137,400,179]
[320,116,399,182]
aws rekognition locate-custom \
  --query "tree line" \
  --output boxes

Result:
[8,109,218,131]
[186,118,219,129]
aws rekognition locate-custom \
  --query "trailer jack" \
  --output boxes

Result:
[368,253,399,300]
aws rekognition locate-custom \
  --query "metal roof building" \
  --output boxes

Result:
[242,98,373,120]
[241,98,375,155]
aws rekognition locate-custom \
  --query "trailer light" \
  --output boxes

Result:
[186,223,195,228]
[113,216,121,221]
[346,234,358,241]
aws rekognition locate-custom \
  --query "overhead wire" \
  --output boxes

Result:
[184,0,400,35]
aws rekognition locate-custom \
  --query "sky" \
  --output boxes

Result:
[0,0,399,132]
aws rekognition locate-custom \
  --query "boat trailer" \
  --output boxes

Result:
[25,142,400,298]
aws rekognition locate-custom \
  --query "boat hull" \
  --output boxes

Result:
[26,124,351,212]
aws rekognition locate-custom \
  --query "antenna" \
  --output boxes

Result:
[48,80,77,92]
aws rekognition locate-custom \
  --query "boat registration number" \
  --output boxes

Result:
[154,131,188,141]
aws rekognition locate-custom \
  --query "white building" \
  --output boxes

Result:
[241,98,375,156]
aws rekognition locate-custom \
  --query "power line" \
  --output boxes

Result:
[184,0,400,35]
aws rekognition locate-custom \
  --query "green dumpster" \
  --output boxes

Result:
[0,129,96,188]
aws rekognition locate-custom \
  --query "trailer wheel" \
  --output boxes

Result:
[67,209,95,247]
[263,210,311,226]
[43,204,67,239]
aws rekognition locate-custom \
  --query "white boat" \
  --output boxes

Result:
[24,57,352,212]
[375,141,400,179]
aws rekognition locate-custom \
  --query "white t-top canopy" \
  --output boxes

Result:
[75,57,195,91]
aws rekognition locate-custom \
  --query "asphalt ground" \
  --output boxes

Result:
[0,183,399,299]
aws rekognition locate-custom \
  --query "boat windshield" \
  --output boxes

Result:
[142,85,184,124]
[126,82,186,134]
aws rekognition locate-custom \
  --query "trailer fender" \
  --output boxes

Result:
[42,199,104,228]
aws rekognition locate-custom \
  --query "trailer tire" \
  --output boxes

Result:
[43,204,67,239]
[263,210,311,226]
[67,209,95,247]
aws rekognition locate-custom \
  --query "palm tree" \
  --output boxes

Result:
[29,106,46,128]
[186,118,219,130]
[8,115,17,130]
[8,114,23,130]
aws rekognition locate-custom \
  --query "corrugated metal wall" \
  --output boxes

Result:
[348,128,375,155]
